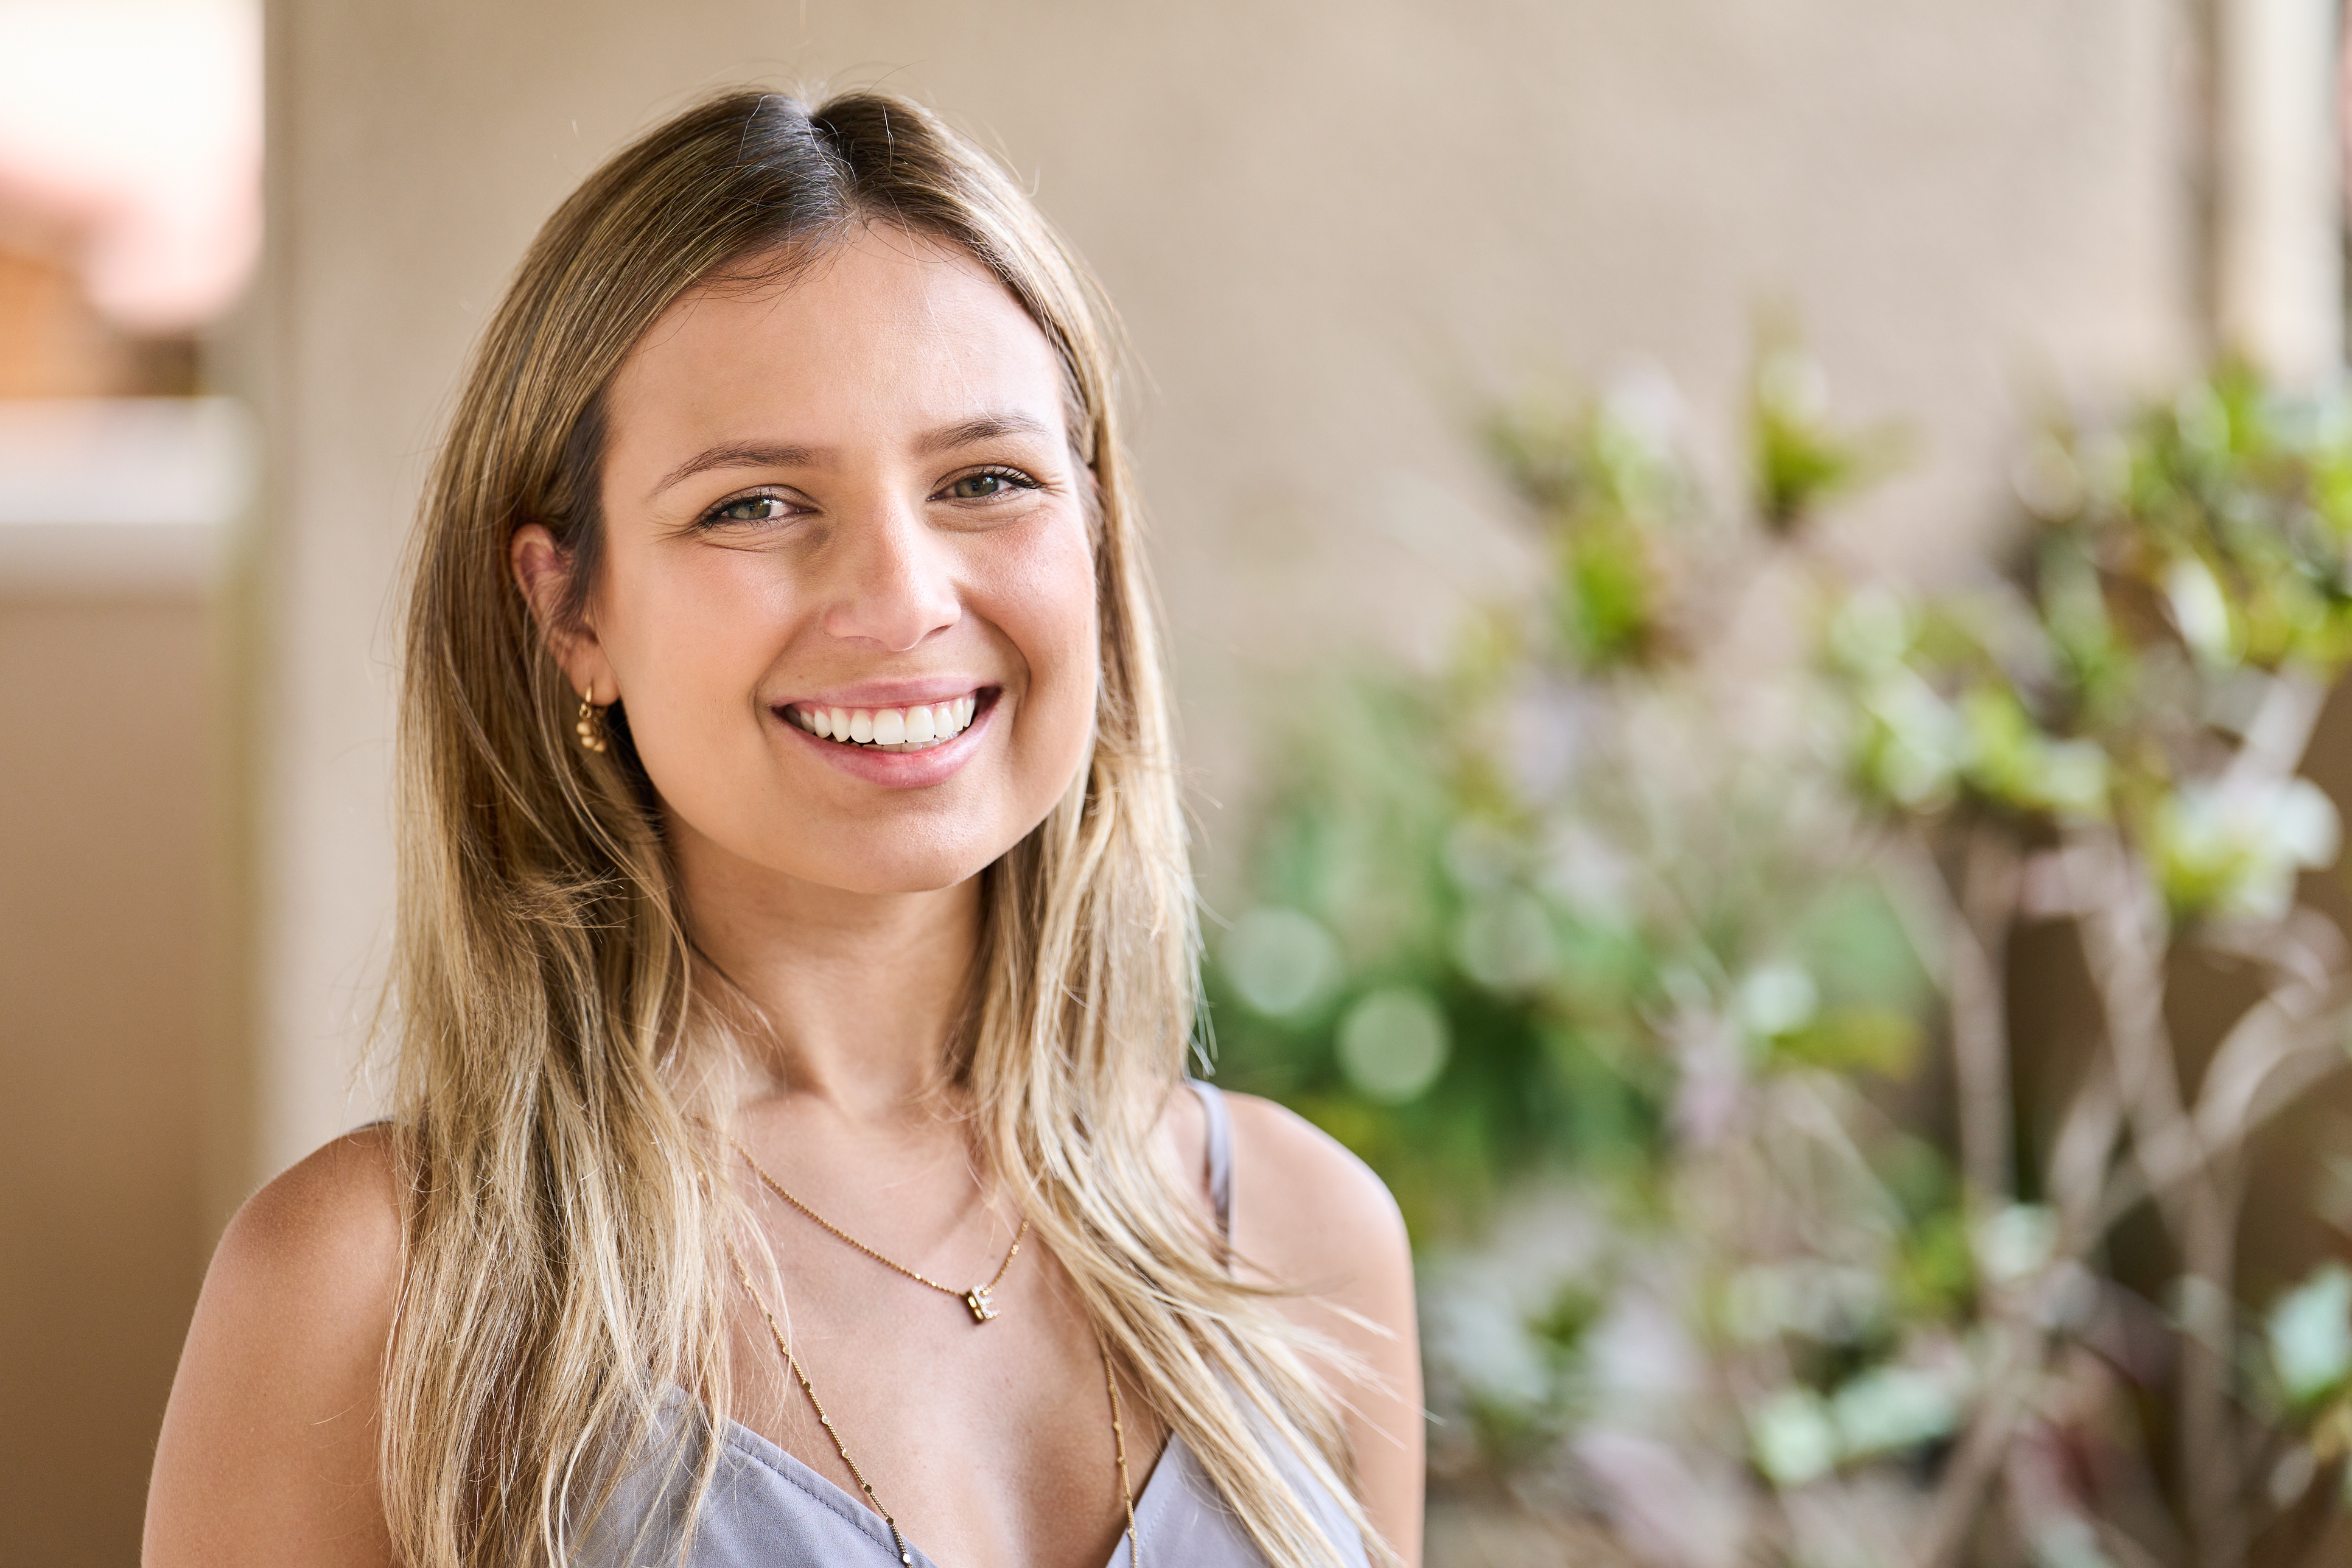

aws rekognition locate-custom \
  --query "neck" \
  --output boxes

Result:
[674,823,982,1126]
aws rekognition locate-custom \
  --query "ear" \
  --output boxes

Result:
[509,523,617,704]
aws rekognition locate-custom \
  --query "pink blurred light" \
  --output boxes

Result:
[0,0,261,334]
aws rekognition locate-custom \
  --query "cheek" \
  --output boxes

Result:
[998,519,1102,721]
[600,545,792,752]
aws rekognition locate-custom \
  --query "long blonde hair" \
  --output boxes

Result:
[384,88,1372,1567]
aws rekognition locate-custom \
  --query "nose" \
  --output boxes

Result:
[817,496,962,653]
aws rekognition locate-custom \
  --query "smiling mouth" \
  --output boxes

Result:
[781,691,988,752]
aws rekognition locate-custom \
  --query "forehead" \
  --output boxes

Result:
[604,229,1069,474]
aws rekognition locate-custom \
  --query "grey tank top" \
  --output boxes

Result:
[576,1082,1368,1567]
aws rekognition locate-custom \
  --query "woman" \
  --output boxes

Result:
[144,88,1419,1568]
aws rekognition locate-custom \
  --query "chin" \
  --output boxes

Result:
[820,856,989,898]
[779,828,1007,898]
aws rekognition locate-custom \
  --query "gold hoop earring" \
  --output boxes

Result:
[575,684,608,754]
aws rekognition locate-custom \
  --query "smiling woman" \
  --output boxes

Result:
[539,232,1104,888]
[141,89,1419,1568]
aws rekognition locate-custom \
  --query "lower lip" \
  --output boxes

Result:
[774,693,998,788]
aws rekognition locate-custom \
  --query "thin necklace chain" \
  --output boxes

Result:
[732,1137,1028,1324]
[1103,1342,1143,1568]
[725,1238,1142,1568]
[727,1239,919,1567]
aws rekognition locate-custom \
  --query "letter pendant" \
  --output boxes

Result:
[964,1287,999,1324]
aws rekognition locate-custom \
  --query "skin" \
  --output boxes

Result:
[145,228,1421,1568]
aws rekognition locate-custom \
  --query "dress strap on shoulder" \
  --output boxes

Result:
[1188,1079,1234,1242]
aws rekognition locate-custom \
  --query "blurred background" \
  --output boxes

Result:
[5,1,2350,1564]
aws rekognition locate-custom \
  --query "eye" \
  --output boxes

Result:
[941,466,1039,502]
[700,492,795,527]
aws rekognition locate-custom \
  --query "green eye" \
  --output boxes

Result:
[713,495,788,523]
[946,467,1037,502]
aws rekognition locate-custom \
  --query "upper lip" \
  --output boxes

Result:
[774,679,996,710]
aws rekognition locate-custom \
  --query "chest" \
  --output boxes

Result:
[722,1216,1157,1568]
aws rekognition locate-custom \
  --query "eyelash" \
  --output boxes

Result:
[942,464,1044,502]
[696,492,798,528]
[692,466,1044,529]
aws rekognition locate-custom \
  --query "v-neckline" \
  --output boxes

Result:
[710,1405,1181,1568]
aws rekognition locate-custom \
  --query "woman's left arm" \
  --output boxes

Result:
[1223,1093,1423,1567]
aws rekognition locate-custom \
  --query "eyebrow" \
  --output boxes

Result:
[649,441,820,500]
[912,411,1054,456]
[646,411,1056,500]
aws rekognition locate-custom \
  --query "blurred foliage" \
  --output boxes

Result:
[1752,318,1907,534]
[1833,369,2352,922]
[1205,352,2352,1566]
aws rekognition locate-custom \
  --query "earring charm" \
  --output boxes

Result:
[575,684,607,754]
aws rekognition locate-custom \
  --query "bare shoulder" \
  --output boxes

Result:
[145,1127,403,1568]
[1220,1093,1424,1564]
[193,1125,404,1362]
[1149,1082,1410,1267]
[220,1125,402,1286]
[1220,1091,1410,1292]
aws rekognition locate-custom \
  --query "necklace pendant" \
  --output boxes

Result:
[964,1287,999,1324]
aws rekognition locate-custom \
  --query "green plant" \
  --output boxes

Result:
[1208,355,2352,1567]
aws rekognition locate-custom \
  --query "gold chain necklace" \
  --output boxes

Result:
[724,1209,1143,1566]
[731,1138,1030,1324]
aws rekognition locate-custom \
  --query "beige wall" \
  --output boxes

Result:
[241,0,2205,1187]
[0,594,211,1567]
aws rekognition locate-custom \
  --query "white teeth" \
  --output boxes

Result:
[792,694,982,749]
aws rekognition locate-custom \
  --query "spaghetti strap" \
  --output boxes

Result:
[1188,1079,1234,1241]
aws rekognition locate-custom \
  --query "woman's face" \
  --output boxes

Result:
[515,228,1099,897]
